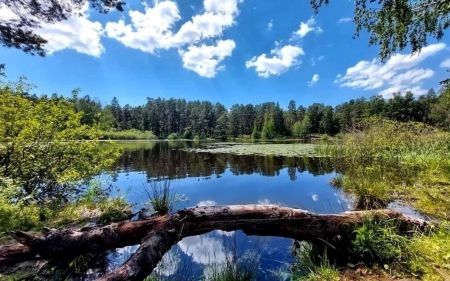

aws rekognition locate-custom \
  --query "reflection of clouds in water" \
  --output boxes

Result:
[216,230,235,236]
[178,235,228,264]
[114,245,138,266]
[155,250,181,276]
[197,200,216,207]
[258,199,270,204]
[311,194,319,201]
[334,192,353,211]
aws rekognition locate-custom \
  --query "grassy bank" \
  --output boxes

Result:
[311,118,450,280]
[0,181,131,241]
[101,129,158,140]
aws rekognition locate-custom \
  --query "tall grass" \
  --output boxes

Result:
[143,180,187,215]
[203,234,261,281]
[101,129,158,140]
[316,118,450,165]
[291,242,340,281]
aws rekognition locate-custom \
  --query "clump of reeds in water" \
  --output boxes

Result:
[143,180,187,215]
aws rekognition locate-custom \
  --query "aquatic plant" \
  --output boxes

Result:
[143,180,187,215]
[203,235,261,281]
[292,242,340,281]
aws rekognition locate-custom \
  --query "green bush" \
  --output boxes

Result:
[352,218,408,263]
[101,129,157,140]
[167,133,179,140]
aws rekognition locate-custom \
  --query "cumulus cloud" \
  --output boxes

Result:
[308,74,319,86]
[105,0,240,77]
[0,3,104,56]
[246,45,304,77]
[291,17,322,39]
[179,40,235,78]
[335,43,446,97]
[440,58,450,68]
[104,1,181,53]
[311,194,319,201]
[338,17,352,23]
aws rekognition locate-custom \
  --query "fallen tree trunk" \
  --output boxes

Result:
[0,205,433,279]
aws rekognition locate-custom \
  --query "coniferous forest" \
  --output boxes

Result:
[63,87,449,139]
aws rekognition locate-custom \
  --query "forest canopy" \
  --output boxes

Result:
[68,86,450,140]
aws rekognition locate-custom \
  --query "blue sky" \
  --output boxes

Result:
[0,0,449,109]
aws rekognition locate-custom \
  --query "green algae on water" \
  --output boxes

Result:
[184,143,318,157]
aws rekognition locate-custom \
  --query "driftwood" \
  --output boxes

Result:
[0,205,433,281]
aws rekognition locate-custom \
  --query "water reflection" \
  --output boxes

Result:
[113,141,340,181]
[101,141,350,281]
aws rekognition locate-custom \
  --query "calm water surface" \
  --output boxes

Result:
[101,141,351,280]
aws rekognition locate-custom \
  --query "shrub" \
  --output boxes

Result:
[167,133,179,140]
[352,218,408,263]
[101,129,157,140]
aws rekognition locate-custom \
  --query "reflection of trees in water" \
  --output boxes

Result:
[113,142,341,181]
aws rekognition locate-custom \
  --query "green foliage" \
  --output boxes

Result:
[143,180,187,215]
[167,133,180,140]
[317,118,449,164]
[251,122,260,140]
[0,180,129,234]
[261,115,276,139]
[101,129,157,140]
[406,223,450,280]
[292,243,340,281]
[311,0,450,64]
[194,135,200,141]
[0,83,122,202]
[352,218,408,263]
[320,134,328,141]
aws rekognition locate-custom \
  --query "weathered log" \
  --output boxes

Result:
[0,205,432,275]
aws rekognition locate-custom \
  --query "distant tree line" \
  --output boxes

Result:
[63,86,450,139]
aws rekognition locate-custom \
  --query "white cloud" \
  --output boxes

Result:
[308,74,319,86]
[197,200,217,207]
[105,0,240,77]
[310,58,315,66]
[335,43,445,98]
[0,3,104,56]
[338,17,352,23]
[292,17,322,39]
[105,1,181,53]
[179,40,235,78]
[440,58,450,68]
[216,230,235,236]
[318,55,325,60]
[246,45,304,77]
[267,19,273,31]
[178,235,228,264]
[311,194,319,201]
[258,199,270,204]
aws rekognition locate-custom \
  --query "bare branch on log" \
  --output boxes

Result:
[0,205,433,280]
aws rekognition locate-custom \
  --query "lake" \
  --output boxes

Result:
[98,140,352,280]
